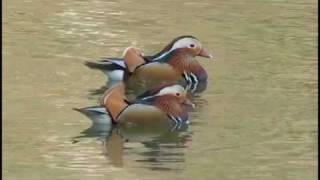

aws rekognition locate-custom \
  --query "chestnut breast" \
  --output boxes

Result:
[168,55,207,81]
[153,95,189,121]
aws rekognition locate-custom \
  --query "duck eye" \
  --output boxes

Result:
[176,93,180,96]
[190,44,195,48]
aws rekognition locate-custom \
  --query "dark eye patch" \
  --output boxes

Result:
[190,44,195,48]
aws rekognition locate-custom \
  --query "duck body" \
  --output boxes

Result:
[76,82,194,127]
[121,48,208,95]
[85,35,212,84]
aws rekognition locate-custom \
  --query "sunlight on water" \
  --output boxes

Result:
[3,0,317,179]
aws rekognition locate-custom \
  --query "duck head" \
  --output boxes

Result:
[152,84,195,124]
[150,84,195,108]
[154,35,213,60]
[135,83,195,123]
[137,83,194,107]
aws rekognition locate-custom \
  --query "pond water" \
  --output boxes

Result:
[3,0,317,179]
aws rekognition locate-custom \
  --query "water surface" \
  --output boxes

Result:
[3,0,317,179]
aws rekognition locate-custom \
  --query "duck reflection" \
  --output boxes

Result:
[134,130,192,171]
[103,128,124,167]
[104,124,192,171]
[74,110,192,171]
[73,107,112,139]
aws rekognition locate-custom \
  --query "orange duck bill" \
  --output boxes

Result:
[182,98,195,109]
[198,47,213,58]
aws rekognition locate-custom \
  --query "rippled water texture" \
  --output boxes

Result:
[3,0,317,179]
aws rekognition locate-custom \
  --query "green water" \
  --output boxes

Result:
[3,0,317,179]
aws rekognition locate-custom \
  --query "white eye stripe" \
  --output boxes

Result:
[141,96,154,100]
[157,85,185,96]
[140,85,186,100]
[152,37,200,61]
[171,38,200,51]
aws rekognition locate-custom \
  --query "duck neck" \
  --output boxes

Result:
[151,42,175,60]
[166,51,195,74]
[153,95,181,116]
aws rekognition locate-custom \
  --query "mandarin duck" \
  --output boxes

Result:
[84,35,212,84]
[74,82,194,127]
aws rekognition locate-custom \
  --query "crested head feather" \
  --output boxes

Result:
[135,83,187,102]
[158,48,194,62]
[152,35,199,59]
[157,84,186,96]
[135,82,178,99]
[157,48,208,78]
